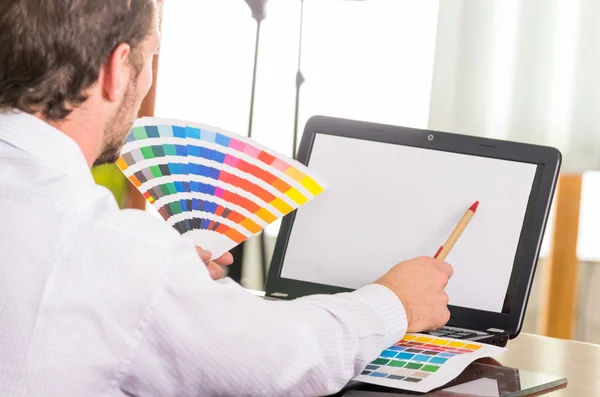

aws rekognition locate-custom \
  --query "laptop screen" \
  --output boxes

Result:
[279,133,538,314]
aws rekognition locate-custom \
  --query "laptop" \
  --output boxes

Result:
[264,115,561,348]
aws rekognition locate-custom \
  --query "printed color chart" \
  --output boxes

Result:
[117,117,328,258]
[355,334,505,393]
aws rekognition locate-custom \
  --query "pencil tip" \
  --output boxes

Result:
[469,200,479,213]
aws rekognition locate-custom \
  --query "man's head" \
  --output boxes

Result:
[0,0,160,167]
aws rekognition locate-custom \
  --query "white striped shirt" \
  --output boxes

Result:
[0,110,407,396]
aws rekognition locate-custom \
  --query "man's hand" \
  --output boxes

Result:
[196,247,234,280]
[375,256,453,333]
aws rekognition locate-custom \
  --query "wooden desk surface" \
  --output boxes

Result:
[496,333,600,396]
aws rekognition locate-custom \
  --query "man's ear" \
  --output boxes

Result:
[101,43,131,102]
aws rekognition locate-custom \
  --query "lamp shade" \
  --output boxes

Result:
[244,0,268,21]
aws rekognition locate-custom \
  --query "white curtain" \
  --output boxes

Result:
[428,0,600,172]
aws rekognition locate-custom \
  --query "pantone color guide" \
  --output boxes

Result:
[355,334,505,393]
[117,117,328,258]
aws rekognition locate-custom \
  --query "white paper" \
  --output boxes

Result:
[354,333,505,393]
[281,133,536,313]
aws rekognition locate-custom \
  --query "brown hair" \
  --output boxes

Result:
[0,0,155,121]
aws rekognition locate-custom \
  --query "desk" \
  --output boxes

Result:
[494,333,600,396]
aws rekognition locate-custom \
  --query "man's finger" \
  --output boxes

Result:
[434,260,454,278]
[206,262,223,280]
[213,252,234,266]
[195,247,212,262]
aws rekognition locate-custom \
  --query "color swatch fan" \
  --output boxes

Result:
[116,117,329,258]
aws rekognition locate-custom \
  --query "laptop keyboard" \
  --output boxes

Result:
[424,326,488,340]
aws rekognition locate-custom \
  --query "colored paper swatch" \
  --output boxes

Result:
[354,333,505,393]
[116,117,328,258]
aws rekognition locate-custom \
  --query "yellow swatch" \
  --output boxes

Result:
[431,339,449,346]
[240,218,262,234]
[270,197,294,215]
[285,167,306,183]
[448,341,466,348]
[116,157,128,170]
[464,344,482,351]
[300,176,324,196]
[147,196,154,203]
[285,188,308,205]
[415,336,433,343]
[255,207,277,223]
[402,335,417,341]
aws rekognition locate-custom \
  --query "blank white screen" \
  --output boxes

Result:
[280,134,537,313]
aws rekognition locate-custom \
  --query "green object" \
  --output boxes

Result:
[91,163,129,208]
[150,165,162,178]
[388,360,407,367]
[372,358,390,366]
[132,126,147,140]
[405,362,423,370]
[141,146,155,159]
[422,365,440,373]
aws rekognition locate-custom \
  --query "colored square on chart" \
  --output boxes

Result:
[149,165,162,178]
[438,352,456,358]
[415,337,433,343]
[152,145,165,157]
[404,378,422,383]
[141,146,155,159]
[145,126,160,138]
[121,152,135,166]
[258,151,276,165]
[388,360,406,368]
[465,344,482,350]
[361,371,372,376]
[300,176,324,195]
[163,144,177,156]
[285,188,308,205]
[431,339,448,346]
[380,350,397,358]
[388,346,406,351]
[271,158,289,173]
[229,138,246,152]
[369,372,388,378]
[215,133,230,147]
[116,157,128,170]
[429,357,448,365]
[421,350,440,356]
[372,358,390,366]
[172,126,186,138]
[414,371,431,379]
[402,335,417,341]
[422,365,440,373]
[135,171,147,184]
[448,341,466,348]
[255,208,277,223]
[404,362,423,370]
[413,355,431,363]
[157,125,174,137]
[396,353,415,361]
[243,144,261,158]
[270,197,294,215]
[128,175,141,187]
[405,348,423,354]
[186,127,201,140]
[132,127,147,140]
[159,164,170,176]
[387,375,405,381]
[365,365,380,371]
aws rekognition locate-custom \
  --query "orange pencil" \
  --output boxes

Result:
[433,201,479,261]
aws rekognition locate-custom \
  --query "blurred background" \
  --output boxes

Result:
[92,0,600,345]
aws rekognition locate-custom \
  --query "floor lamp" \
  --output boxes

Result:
[292,0,366,159]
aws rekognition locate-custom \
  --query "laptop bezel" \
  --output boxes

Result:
[266,115,561,339]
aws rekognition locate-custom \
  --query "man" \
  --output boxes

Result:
[0,1,453,396]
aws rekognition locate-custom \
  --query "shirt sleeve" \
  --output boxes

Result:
[118,236,407,397]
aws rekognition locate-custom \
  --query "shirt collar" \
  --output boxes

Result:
[0,109,93,181]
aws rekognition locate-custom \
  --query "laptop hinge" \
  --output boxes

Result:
[487,328,505,333]
[270,292,289,297]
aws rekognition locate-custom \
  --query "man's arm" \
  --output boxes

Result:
[119,237,450,396]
